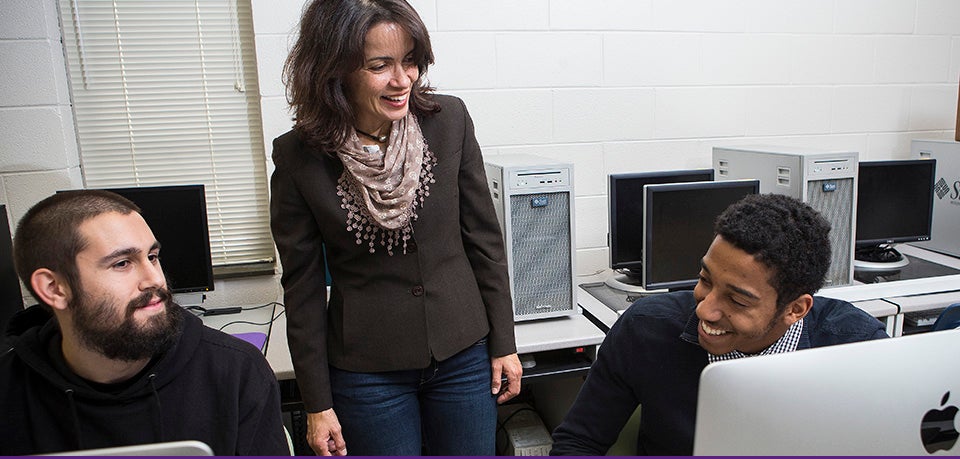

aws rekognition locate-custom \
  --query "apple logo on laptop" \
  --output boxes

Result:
[921,391,959,454]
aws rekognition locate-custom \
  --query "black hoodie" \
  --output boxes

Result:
[0,305,289,455]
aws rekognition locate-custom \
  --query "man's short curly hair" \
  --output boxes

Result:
[714,193,831,310]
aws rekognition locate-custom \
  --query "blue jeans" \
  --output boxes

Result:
[329,338,497,455]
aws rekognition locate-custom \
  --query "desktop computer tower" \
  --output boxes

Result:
[912,139,960,258]
[713,146,858,287]
[484,154,579,322]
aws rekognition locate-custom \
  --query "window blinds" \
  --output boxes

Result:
[59,0,274,269]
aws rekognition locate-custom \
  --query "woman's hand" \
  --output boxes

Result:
[491,353,523,404]
[306,408,347,456]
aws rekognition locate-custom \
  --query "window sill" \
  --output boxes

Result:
[213,261,276,280]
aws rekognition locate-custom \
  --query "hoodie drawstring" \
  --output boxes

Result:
[64,389,85,450]
[147,374,165,442]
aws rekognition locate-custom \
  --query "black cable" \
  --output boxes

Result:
[216,308,285,332]
[186,301,284,319]
[242,301,283,312]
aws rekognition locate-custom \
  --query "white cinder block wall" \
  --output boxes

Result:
[0,0,83,236]
[254,0,960,281]
[3,0,960,299]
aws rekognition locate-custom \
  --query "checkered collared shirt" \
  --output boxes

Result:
[706,318,803,363]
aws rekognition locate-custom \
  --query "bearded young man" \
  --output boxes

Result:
[0,190,288,455]
[550,193,889,456]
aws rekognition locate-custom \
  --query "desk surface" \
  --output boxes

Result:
[204,301,604,382]
[203,244,960,378]
[197,303,277,338]
[197,303,291,378]
[264,306,294,380]
[515,313,605,354]
[580,244,960,332]
[826,245,960,303]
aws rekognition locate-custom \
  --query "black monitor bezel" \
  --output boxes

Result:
[642,179,760,291]
[854,159,936,248]
[608,169,715,272]
[91,184,215,294]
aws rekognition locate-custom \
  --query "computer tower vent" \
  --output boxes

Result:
[806,178,855,288]
[509,192,574,318]
[712,146,858,286]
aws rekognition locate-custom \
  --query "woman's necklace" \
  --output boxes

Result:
[355,127,388,143]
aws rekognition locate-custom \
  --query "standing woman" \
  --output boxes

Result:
[270,0,523,455]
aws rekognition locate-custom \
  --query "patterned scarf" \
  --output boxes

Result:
[336,112,436,255]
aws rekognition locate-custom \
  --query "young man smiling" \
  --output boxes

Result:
[550,193,888,456]
[0,190,288,455]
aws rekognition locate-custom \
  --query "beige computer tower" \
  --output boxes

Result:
[713,146,859,287]
[912,139,960,258]
[484,154,579,321]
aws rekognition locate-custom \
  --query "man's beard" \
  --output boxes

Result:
[70,286,184,361]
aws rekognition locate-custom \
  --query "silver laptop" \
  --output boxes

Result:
[694,329,960,456]
[45,440,213,456]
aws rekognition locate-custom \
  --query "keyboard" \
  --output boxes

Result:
[903,307,945,328]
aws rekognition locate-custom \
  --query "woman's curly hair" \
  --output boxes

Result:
[284,0,439,153]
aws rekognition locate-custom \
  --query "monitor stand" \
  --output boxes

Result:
[173,292,206,308]
[853,245,910,271]
[604,270,668,294]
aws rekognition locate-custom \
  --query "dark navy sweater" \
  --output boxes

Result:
[550,290,888,455]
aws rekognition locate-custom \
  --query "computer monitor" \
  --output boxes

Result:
[854,159,936,271]
[87,185,215,306]
[694,329,960,455]
[49,440,214,456]
[642,179,760,291]
[1,204,24,349]
[607,169,714,292]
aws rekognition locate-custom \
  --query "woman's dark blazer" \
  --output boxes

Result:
[270,94,517,412]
